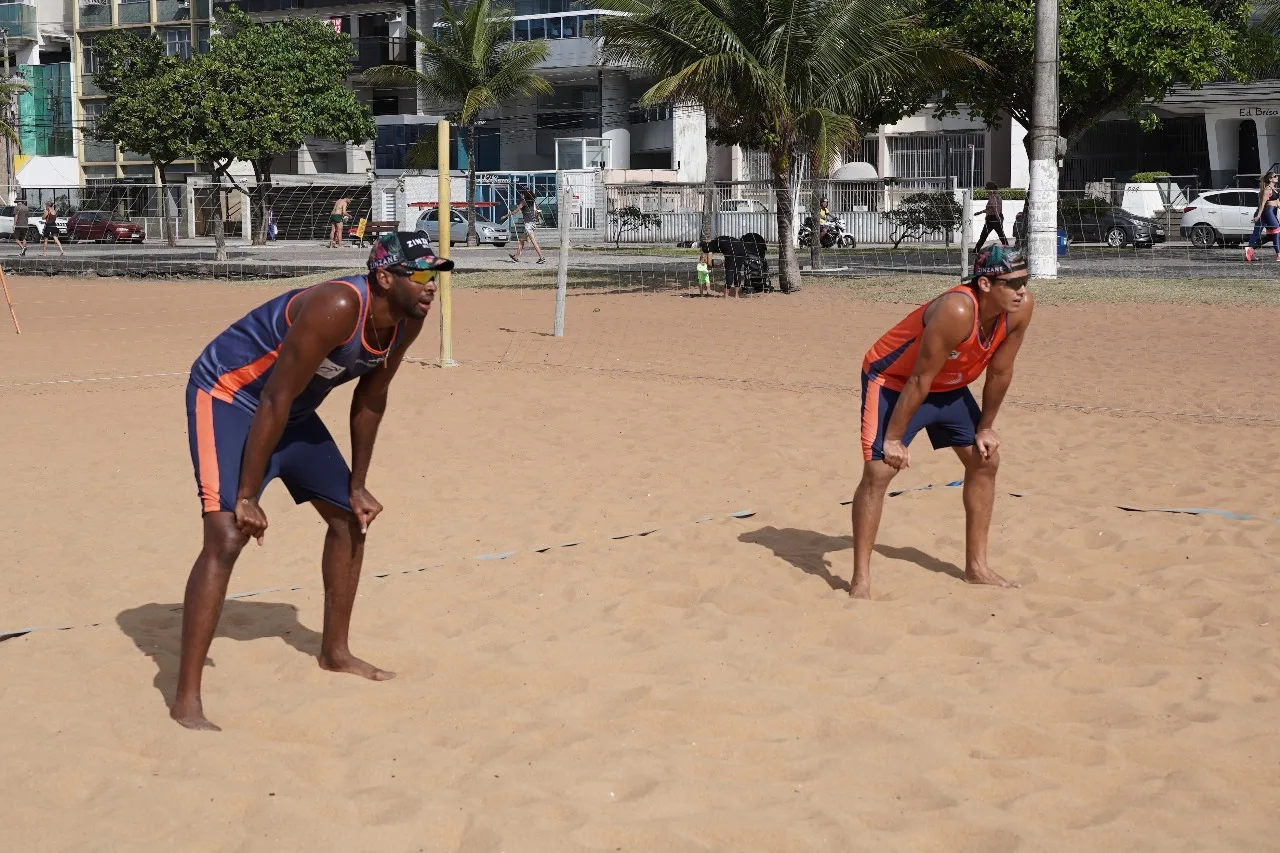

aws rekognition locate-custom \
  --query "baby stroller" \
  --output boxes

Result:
[711,233,774,295]
[740,232,773,293]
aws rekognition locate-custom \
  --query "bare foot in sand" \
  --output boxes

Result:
[965,566,1021,589]
[170,700,221,732]
[319,652,396,681]
[849,579,872,599]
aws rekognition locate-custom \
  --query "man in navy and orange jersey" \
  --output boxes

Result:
[851,245,1034,600]
[174,232,452,731]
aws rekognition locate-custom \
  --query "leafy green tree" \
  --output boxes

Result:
[198,8,375,253]
[90,30,203,246]
[599,0,974,292]
[930,0,1258,147]
[609,203,661,246]
[366,0,551,246]
[882,191,961,248]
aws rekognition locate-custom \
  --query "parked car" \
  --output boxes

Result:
[1013,198,1166,247]
[720,198,771,214]
[1178,189,1261,247]
[413,206,510,247]
[65,210,145,243]
[0,205,68,239]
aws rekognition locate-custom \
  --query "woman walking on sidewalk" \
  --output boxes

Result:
[505,188,546,264]
[1245,171,1280,262]
[40,202,64,257]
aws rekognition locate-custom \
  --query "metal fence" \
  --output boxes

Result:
[10,182,374,243]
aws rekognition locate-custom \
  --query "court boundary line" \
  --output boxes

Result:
[0,509,759,643]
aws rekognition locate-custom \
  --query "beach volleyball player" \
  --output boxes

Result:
[173,232,452,731]
[851,245,1033,599]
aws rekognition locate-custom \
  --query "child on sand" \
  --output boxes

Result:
[697,242,714,296]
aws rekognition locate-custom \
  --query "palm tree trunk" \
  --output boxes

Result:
[771,148,801,293]
[700,119,716,245]
[809,153,822,272]
[465,124,479,247]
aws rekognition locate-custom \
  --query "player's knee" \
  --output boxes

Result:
[965,447,1000,473]
[324,511,364,543]
[204,526,248,564]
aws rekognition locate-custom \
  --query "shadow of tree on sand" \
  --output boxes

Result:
[739,527,966,590]
[116,601,322,713]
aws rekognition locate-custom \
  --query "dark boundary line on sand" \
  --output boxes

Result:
[0,509,758,644]
[839,481,1280,525]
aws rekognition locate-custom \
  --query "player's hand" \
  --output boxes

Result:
[976,428,1001,460]
[882,439,910,470]
[235,497,268,545]
[350,487,383,535]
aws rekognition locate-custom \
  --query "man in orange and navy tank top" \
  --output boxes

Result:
[851,244,1034,599]
[173,232,453,731]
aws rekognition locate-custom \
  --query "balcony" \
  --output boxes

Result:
[354,36,412,74]
[78,1,111,28]
[156,0,196,22]
[117,0,151,24]
[82,138,117,163]
[0,2,38,40]
[81,74,104,97]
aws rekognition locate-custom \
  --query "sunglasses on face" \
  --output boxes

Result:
[994,270,1029,289]
[390,266,438,285]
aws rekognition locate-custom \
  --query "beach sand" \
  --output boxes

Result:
[1,274,1277,851]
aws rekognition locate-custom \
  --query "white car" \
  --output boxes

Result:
[413,207,510,247]
[0,205,68,239]
[1179,189,1261,247]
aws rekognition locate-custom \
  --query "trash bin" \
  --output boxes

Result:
[1057,227,1068,256]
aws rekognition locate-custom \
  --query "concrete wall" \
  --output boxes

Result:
[672,104,706,183]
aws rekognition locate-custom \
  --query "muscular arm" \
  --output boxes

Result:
[884,295,975,442]
[236,284,360,503]
[349,317,425,490]
[977,293,1034,431]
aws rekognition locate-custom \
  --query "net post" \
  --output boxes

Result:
[959,186,970,278]
[554,171,569,337]
[437,120,456,367]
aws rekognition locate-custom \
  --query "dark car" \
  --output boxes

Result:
[1014,198,1166,247]
[66,211,145,244]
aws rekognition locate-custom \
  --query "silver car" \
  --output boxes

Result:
[413,207,510,247]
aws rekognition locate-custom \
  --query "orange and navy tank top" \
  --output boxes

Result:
[861,285,1008,392]
[189,275,404,424]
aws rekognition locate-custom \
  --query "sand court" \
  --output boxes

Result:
[1,274,1278,851]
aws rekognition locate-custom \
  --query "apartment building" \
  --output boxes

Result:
[2,0,75,193]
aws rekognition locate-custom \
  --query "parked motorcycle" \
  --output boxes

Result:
[798,214,855,249]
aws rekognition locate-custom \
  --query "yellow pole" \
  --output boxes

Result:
[437,120,456,367]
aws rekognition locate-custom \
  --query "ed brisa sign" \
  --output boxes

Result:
[1239,106,1280,117]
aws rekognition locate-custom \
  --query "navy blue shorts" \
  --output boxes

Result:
[860,373,982,462]
[186,381,352,514]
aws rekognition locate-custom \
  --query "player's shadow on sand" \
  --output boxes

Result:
[738,527,965,590]
[116,601,322,711]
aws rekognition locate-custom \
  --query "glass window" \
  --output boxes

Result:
[513,19,529,40]
[546,17,561,38]
[561,14,578,37]
[528,17,546,39]
[164,29,192,59]
[81,40,98,76]
[1239,191,1260,208]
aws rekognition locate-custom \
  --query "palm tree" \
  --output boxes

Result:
[366,0,552,246]
[598,0,977,291]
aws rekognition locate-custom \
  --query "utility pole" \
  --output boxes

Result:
[1026,0,1060,279]
[2,28,11,204]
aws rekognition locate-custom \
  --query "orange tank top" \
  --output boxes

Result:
[861,285,1008,392]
